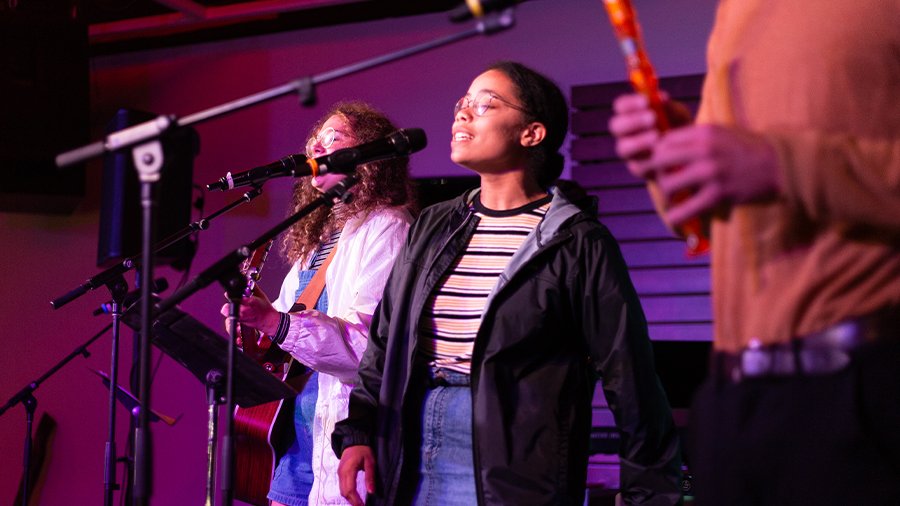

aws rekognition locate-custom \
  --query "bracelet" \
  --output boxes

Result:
[273,312,291,345]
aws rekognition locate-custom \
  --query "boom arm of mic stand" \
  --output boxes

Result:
[49,187,265,310]
[55,10,516,169]
[0,323,112,417]
[155,176,358,315]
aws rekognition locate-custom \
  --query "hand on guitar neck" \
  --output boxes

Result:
[223,239,289,367]
[222,289,286,371]
[228,284,312,506]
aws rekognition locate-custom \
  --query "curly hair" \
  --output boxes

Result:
[281,101,415,264]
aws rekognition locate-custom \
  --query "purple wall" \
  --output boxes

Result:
[0,1,717,503]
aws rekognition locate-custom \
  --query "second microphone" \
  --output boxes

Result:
[207,127,427,191]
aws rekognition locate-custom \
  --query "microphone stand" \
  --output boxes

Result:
[51,185,265,311]
[133,148,158,506]
[103,274,128,506]
[155,175,357,506]
[0,323,114,506]
[54,10,516,169]
[49,186,264,506]
[52,9,516,505]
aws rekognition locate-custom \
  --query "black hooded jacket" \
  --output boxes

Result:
[333,187,682,505]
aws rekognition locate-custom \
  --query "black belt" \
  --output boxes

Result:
[714,307,898,383]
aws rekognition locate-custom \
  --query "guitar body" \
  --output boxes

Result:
[234,359,311,506]
[232,241,297,506]
[232,240,334,505]
[234,398,285,506]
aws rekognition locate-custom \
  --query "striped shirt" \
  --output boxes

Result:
[418,194,552,374]
[310,230,341,270]
[285,230,340,314]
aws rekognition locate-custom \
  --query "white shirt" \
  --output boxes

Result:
[274,206,412,505]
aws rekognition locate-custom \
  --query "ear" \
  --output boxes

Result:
[519,121,546,147]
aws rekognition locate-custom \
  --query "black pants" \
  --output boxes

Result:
[688,339,900,505]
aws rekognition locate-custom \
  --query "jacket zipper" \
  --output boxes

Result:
[389,205,477,505]
[469,228,575,506]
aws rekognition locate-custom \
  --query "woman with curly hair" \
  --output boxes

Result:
[229,101,414,505]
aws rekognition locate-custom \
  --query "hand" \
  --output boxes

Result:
[220,290,281,336]
[610,93,782,226]
[646,124,782,225]
[338,445,376,506]
[609,92,693,181]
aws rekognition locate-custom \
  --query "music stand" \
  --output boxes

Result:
[122,307,295,505]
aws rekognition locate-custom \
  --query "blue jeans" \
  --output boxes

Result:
[268,371,318,506]
[268,269,328,505]
[412,369,477,506]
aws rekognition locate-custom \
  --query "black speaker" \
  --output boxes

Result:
[0,1,88,214]
[97,109,199,269]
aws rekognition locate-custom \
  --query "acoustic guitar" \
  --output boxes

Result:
[233,242,311,506]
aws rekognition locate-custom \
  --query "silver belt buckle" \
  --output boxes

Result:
[738,339,769,380]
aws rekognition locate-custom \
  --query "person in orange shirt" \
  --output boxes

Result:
[609,1,900,504]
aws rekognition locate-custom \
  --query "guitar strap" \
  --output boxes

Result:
[278,243,338,392]
[290,243,338,313]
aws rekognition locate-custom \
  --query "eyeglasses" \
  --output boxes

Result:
[305,127,354,157]
[453,91,529,117]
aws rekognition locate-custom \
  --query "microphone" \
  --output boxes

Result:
[207,128,427,191]
[94,278,169,316]
[450,0,527,22]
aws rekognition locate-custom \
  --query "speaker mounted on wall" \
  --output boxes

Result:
[97,108,200,270]
[0,0,89,214]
